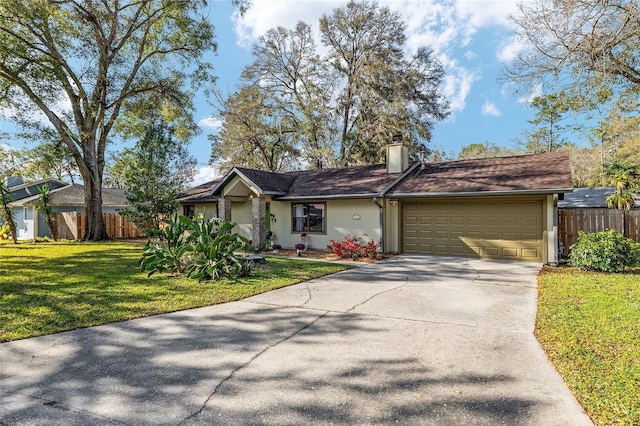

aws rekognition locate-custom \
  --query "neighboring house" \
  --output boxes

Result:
[17,184,128,239]
[175,178,221,220]
[558,187,640,209]
[180,145,573,264]
[4,177,67,240]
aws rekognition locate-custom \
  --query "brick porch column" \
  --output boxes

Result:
[252,196,266,248]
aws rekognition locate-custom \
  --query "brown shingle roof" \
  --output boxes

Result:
[22,184,128,206]
[280,164,402,199]
[206,151,572,200]
[386,151,573,196]
[235,168,299,194]
[175,179,221,203]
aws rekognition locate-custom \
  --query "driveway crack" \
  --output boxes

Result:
[177,311,329,425]
[346,278,408,313]
[302,282,313,305]
[464,261,537,289]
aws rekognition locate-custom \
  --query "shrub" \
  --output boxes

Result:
[568,230,639,272]
[139,214,252,281]
[0,223,10,240]
[184,218,251,281]
[327,235,378,260]
[140,214,194,276]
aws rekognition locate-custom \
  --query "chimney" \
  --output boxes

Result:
[386,135,409,173]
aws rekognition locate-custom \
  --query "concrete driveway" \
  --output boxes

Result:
[1,255,592,425]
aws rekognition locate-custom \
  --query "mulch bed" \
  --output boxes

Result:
[270,248,394,263]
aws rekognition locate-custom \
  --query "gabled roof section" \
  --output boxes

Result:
[384,151,573,197]
[6,176,24,187]
[20,184,128,207]
[236,168,299,194]
[279,164,404,199]
[176,178,221,203]
[211,167,299,197]
[8,178,68,201]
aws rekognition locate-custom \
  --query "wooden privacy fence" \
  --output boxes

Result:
[558,208,640,256]
[57,212,144,240]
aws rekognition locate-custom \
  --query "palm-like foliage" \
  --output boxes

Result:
[603,160,639,211]
[36,185,58,241]
[0,177,17,243]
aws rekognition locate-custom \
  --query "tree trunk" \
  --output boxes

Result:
[79,146,109,241]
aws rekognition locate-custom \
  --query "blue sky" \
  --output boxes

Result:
[2,1,550,185]
[192,0,542,184]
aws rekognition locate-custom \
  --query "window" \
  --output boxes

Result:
[183,204,195,218]
[292,203,325,233]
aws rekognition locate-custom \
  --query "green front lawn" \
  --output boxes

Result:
[536,267,640,425]
[0,241,348,343]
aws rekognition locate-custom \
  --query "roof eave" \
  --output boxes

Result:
[386,187,575,198]
[275,193,380,201]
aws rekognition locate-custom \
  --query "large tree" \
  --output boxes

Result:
[320,0,449,165]
[0,1,240,240]
[506,0,640,93]
[212,84,301,173]
[116,119,196,232]
[457,142,515,160]
[527,92,573,153]
[214,0,449,170]
[241,22,334,169]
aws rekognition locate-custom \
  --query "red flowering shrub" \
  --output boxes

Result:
[327,235,378,260]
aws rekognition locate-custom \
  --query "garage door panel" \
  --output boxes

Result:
[503,232,519,241]
[484,231,499,240]
[467,216,482,226]
[402,198,544,262]
[522,249,540,259]
[483,217,500,226]
[522,232,541,241]
[503,217,518,226]
[522,217,540,227]
[434,230,448,239]
[416,230,431,239]
[418,216,433,225]
[450,216,465,225]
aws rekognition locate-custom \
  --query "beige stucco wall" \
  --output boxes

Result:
[193,203,218,221]
[230,200,253,240]
[268,198,381,250]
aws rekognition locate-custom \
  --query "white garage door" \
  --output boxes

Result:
[402,198,544,262]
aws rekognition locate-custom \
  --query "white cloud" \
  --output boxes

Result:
[442,65,479,114]
[496,35,526,63]
[191,165,219,186]
[198,115,224,131]
[233,0,515,117]
[481,100,502,116]
[454,0,519,29]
